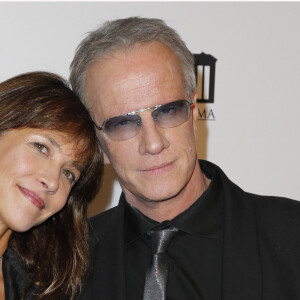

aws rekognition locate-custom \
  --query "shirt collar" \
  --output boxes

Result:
[124,160,223,244]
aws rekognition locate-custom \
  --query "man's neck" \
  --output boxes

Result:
[125,162,210,222]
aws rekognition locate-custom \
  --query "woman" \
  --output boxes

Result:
[0,72,103,299]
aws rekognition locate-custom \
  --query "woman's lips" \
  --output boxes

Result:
[17,185,45,209]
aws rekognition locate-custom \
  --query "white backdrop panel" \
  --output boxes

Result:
[0,2,299,215]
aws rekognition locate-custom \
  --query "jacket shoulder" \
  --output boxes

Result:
[89,206,119,234]
[248,193,300,217]
[247,193,300,249]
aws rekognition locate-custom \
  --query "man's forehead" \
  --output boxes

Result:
[85,42,186,120]
[86,41,181,79]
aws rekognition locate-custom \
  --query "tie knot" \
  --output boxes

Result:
[150,227,178,254]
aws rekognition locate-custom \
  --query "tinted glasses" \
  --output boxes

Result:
[95,100,193,141]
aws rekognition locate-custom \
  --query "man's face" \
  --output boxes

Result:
[85,42,199,208]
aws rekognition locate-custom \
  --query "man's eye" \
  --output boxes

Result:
[160,107,173,115]
[114,118,133,127]
[118,119,133,126]
[63,169,75,183]
[157,105,178,118]
[107,117,135,129]
[33,142,48,154]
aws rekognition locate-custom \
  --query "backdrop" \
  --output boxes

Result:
[1,2,299,216]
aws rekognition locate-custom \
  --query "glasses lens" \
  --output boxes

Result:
[103,115,141,141]
[153,100,191,128]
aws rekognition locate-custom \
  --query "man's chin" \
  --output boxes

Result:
[136,184,184,203]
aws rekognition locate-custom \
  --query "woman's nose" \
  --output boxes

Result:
[39,168,60,194]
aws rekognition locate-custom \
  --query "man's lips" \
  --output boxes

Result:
[17,186,45,209]
[140,161,175,175]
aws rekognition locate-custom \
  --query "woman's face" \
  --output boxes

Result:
[0,128,81,232]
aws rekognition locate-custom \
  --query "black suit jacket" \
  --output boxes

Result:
[78,160,300,300]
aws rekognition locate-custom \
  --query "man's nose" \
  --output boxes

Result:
[138,115,170,155]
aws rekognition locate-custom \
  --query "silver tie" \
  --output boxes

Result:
[143,227,178,300]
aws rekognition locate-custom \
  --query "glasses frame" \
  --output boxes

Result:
[94,99,193,140]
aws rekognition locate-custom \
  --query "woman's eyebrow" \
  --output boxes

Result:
[44,134,61,150]
[44,134,81,173]
[72,161,82,173]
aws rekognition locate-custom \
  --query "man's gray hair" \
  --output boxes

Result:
[69,17,196,105]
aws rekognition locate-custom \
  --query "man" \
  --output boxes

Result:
[70,17,300,299]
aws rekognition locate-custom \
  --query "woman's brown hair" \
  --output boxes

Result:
[0,71,103,299]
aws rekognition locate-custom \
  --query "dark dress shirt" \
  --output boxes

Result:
[124,166,224,300]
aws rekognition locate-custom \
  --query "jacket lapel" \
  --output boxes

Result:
[222,178,262,300]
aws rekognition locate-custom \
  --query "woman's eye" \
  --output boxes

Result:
[33,142,48,154]
[63,169,75,184]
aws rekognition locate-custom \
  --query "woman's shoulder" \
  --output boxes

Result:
[2,248,37,300]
